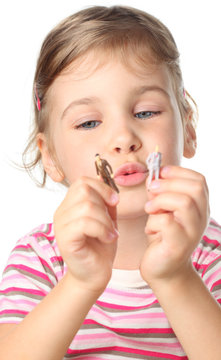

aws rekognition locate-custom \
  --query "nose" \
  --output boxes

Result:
[108,121,142,155]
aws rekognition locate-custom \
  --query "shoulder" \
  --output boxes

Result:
[0,224,64,323]
[4,223,64,282]
[192,218,221,271]
[192,219,221,302]
[203,218,221,242]
[14,223,57,257]
[201,218,221,254]
[23,223,56,249]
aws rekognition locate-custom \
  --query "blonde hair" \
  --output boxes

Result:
[23,5,197,186]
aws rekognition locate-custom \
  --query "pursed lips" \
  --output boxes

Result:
[114,162,148,187]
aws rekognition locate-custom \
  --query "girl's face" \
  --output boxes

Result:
[39,54,193,219]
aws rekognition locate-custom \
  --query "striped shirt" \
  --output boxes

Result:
[0,219,221,359]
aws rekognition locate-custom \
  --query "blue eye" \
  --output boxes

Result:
[76,120,100,130]
[135,111,160,119]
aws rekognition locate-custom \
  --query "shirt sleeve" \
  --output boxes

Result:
[192,218,221,305]
[0,224,64,324]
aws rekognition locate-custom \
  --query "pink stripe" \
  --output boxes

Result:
[42,244,55,251]
[0,309,27,316]
[203,261,221,282]
[192,247,217,261]
[0,294,37,308]
[192,261,207,271]
[209,218,219,226]
[210,278,221,291]
[31,223,53,238]
[208,228,221,237]
[74,332,182,349]
[5,298,37,307]
[96,299,158,311]
[207,223,221,236]
[14,243,32,251]
[1,274,28,282]
[0,287,46,296]
[55,270,64,279]
[32,232,54,242]
[6,253,41,263]
[5,264,53,286]
[203,236,220,247]
[51,256,63,263]
[67,345,187,359]
[83,319,174,334]
[91,306,168,323]
[0,320,20,324]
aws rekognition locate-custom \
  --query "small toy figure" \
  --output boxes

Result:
[95,154,119,193]
[146,146,162,189]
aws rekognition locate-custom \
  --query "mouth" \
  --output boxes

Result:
[114,162,148,187]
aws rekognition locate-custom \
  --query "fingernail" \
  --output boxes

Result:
[145,201,152,210]
[107,229,119,241]
[161,166,170,175]
[110,193,119,204]
[149,180,160,190]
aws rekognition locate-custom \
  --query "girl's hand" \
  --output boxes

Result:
[54,176,119,293]
[141,166,210,285]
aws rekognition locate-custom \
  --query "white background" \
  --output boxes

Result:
[0,0,220,274]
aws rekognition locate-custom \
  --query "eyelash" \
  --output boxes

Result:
[135,110,161,119]
[75,111,161,130]
[75,120,101,130]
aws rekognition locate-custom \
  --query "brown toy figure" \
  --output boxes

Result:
[95,154,119,193]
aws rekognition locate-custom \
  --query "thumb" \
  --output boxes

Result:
[107,203,118,229]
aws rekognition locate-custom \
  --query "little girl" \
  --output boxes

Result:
[0,5,221,360]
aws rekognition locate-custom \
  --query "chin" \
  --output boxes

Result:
[117,199,147,220]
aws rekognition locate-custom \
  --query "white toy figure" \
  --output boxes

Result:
[146,146,162,189]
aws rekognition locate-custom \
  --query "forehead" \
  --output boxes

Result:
[50,47,170,89]
[47,50,176,124]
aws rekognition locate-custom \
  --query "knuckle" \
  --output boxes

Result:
[181,195,193,209]
[99,181,113,197]
[83,200,95,214]
[53,207,61,223]
[76,176,89,188]
[161,214,173,227]
[77,216,87,230]
[78,175,88,183]
[193,181,204,196]
[198,173,206,184]
[79,183,91,198]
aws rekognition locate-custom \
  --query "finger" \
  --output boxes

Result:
[107,203,118,226]
[70,176,119,206]
[68,216,119,245]
[161,165,208,188]
[62,200,118,232]
[61,177,119,218]
[148,178,209,221]
[145,192,202,237]
[144,213,195,257]
[145,212,181,238]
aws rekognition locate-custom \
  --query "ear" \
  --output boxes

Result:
[37,133,65,183]
[183,112,197,159]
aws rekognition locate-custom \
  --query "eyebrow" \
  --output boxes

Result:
[133,85,170,99]
[61,97,99,120]
[61,85,169,119]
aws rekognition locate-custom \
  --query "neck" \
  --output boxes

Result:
[113,214,148,270]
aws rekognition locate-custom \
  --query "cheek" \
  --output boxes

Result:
[164,122,184,165]
[155,115,184,166]
[54,138,98,183]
